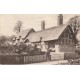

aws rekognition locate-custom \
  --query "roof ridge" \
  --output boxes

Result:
[21,28,33,32]
[31,24,66,34]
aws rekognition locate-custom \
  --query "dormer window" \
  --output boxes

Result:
[24,39,29,43]
[19,36,21,39]
[13,37,16,41]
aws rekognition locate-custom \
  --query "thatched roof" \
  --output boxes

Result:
[15,28,35,39]
[26,24,70,42]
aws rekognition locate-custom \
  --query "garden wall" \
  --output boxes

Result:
[50,52,64,61]
[50,52,77,61]
[64,52,77,60]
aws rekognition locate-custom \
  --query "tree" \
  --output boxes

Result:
[8,35,15,42]
[68,16,80,44]
[68,16,80,36]
[0,36,8,46]
[13,21,23,34]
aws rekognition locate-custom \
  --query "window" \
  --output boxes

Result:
[71,39,74,45]
[69,39,70,44]
[64,33,66,38]
[70,35,73,39]
[69,39,72,45]
[67,39,70,45]
[64,38,66,44]
[61,39,63,44]
[66,38,67,44]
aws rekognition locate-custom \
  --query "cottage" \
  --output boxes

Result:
[14,14,76,60]
[27,24,75,50]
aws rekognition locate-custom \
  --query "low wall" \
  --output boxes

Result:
[50,52,77,61]
[50,52,64,61]
[64,52,77,60]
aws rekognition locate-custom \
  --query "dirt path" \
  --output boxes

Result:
[28,60,68,65]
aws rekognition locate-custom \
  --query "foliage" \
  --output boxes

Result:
[8,35,15,43]
[0,35,44,55]
[14,43,43,55]
[14,42,27,54]
[0,41,44,55]
[68,16,80,44]
[0,36,9,46]
[68,16,80,36]
[13,21,23,34]
[0,45,14,54]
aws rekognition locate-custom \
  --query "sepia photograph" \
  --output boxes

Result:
[1,0,80,80]
[0,14,80,65]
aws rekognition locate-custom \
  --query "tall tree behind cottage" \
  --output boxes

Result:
[68,15,80,44]
[13,21,23,34]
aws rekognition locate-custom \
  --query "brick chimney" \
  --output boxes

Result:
[41,21,45,30]
[57,14,63,25]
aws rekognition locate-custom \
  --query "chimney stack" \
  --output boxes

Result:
[57,14,63,25]
[41,21,45,30]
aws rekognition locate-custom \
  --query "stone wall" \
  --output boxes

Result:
[54,45,76,60]
[50,52,77,60]
[64,52,77,60]
[50,52,64,61]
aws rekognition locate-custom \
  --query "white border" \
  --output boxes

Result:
[0,0,80,14]
[0,0,80,80]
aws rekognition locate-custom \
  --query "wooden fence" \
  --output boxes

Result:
[0,54,47,64]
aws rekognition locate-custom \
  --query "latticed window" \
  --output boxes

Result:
[67,39,70,45]
[70,39,72,44]
[61,39,63,44]
[66,38,67,44]
[63,38,66,44]
[64,33,66,38]
[71,39,74,45]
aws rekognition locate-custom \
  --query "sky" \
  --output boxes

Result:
[0,14,79,36]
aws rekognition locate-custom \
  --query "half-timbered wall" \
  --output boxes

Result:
[56,26,75,53]
[44,26,76,53]
[58,26,75,46]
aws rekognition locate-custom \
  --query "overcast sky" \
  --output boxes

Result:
[0,14,79,36]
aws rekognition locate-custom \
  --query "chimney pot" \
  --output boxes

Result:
[41,21,45,30]
[58,14,63,25]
